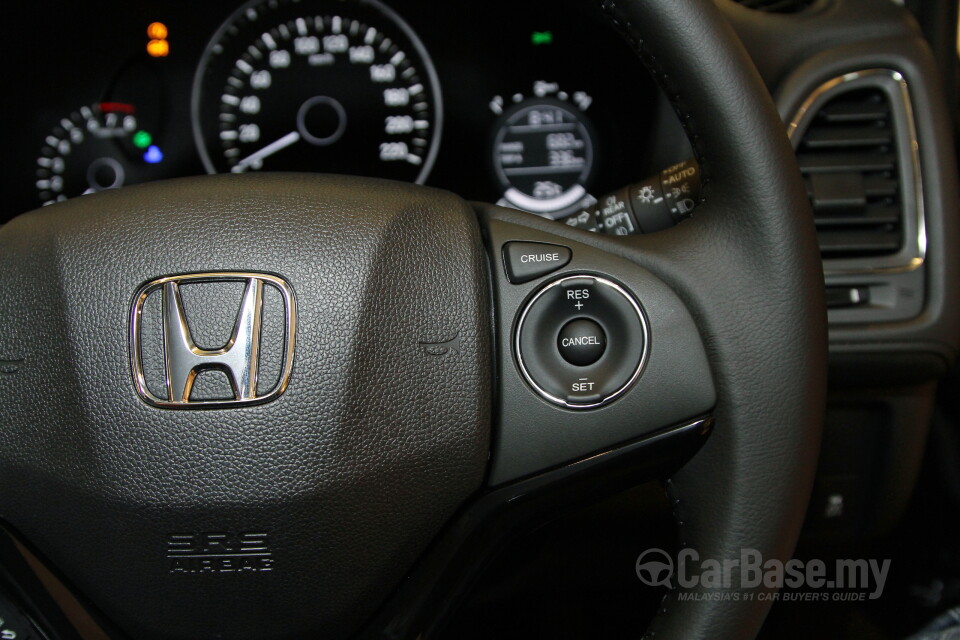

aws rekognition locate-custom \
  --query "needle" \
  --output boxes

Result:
[231,131,301,173]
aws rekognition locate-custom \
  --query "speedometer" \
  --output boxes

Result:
[192,0,441,183]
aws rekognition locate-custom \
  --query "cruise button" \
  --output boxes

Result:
[502,242,572,284]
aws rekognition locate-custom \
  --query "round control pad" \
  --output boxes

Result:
[516,275,648,409]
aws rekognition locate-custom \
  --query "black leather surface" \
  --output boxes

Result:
[595,0,828,637]
[0,174,491,639]
[717,0,919,87]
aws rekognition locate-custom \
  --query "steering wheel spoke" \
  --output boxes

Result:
[477,203,717,485]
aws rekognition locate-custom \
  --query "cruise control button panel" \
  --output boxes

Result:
[515,275,648,408]
[502,241,572,284]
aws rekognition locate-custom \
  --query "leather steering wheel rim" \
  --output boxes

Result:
[599,0,827,636]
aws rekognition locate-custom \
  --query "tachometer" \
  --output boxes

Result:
[192,0,441,183]
[36,103,165,207]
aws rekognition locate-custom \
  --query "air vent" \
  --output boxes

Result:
[795,88,905,258]
[733,0,817,13]
[788,70,925,322]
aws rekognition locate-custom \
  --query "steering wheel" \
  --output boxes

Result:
[0,0,826,638]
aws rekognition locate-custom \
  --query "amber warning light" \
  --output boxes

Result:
[147,22,169,57]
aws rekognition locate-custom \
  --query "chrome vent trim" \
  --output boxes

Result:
[787,69,926,276]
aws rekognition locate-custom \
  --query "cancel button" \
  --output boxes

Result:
[503,242,572,284]
[557,318,607,366]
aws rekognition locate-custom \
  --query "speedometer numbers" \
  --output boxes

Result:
[491,83,597,219]
[192,0,441,184]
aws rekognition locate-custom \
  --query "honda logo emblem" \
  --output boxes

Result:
[130,272,296,408]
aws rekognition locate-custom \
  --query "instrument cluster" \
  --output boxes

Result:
[2,0,668,222]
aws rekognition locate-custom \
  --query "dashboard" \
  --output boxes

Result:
[1,0,681,223]
[3,0,957,559]
[2,0,960,638]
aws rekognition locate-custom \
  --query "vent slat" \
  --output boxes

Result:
[796,87,903,259]
[864,175,899,198]
[818,230,902,254]
[808,172,865,209]
[798,152,896,173]
[804,126,893,148]
[814,205,901,227]
[818,102,890,123]
[735,0,816,12]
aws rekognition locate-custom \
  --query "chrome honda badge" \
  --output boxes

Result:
[130,272,296,408]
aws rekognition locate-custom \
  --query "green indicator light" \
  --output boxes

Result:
[531,31,553,46]
[133,130,152,149]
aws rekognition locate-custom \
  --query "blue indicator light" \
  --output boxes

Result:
[143,145,164,164]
